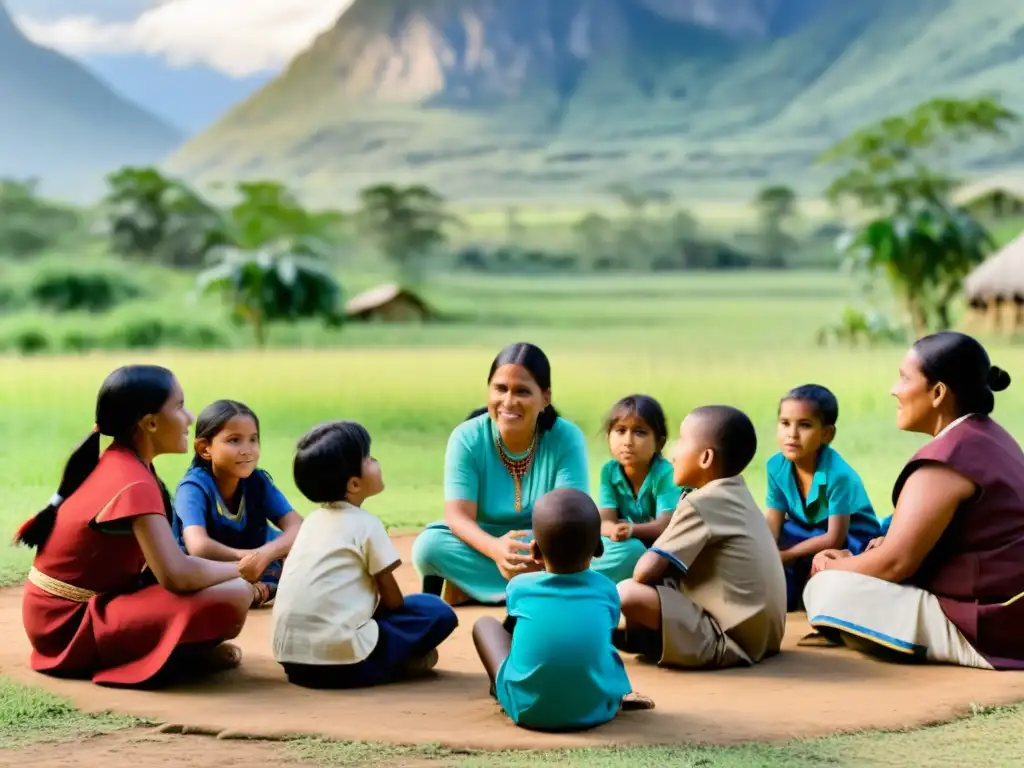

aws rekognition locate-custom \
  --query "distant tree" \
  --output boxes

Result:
[572,212,617,266]
[839,199,995,335]
[195,243,343,348]
[101,166,221,267]
[818,96,1019,213]
[356,183,458,286]
[754,185,798,266]
[820,95,1017,331]
[0,178,81,258]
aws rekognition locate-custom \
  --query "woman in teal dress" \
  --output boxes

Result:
[411,342,590,605]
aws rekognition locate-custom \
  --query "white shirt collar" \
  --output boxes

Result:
[935,413,977,440]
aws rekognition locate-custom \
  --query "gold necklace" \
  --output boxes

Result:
[496,433,537,513]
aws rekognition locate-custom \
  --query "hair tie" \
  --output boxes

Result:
[49,493,64,509]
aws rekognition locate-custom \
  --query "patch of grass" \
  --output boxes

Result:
[286,702,1024,766]
[0,678,141,747]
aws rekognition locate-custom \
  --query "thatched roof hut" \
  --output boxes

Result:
[964,233,1024,303]
[345,283,434,322]
[952,179,1024,219]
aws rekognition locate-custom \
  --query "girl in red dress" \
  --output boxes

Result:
[16,365,258,687]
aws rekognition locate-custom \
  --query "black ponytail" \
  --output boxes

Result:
[14,430,101,550]
[537,404,559,432]
[14,364,178,552]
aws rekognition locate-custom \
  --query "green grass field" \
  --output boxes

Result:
[2,270,1024,764]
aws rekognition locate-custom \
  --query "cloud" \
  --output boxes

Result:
[14,0,356,77]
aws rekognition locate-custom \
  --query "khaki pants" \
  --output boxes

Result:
[657,585,748,670]
[803,570,993,670]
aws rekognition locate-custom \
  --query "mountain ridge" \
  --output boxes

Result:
[0,2,183,200]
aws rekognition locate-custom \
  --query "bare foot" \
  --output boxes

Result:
[199,642,243,672]
[621,692,656,711]
[441,580,471,607]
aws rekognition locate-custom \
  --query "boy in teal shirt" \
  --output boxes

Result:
[766,384,881,611]
[471,488,653,731]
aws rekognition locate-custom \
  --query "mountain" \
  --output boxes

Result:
[165,0,1024,206]
[0,3,182,200]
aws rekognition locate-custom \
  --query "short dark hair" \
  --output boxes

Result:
[602,394,669,454]
[531,488,601,571]
[690,405,758,477]
[293,421,371,504]
[913,332,1011,417]
[780,384,839,427]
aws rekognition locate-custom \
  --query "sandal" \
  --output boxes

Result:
[621,691,656,711]
[250,582,277,609]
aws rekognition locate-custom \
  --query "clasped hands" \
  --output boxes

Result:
[236,546,275,583]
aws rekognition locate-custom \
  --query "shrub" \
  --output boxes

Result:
[29,268,144,313]
[104,314,231,350]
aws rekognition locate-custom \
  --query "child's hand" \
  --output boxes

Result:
[237,551,271,583]
[865,536,885,551]
[610,522,633,542]
[810,548,849,576]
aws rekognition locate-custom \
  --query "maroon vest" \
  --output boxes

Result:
[892,415,1024,670]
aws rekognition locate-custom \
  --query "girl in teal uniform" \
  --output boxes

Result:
[411,343,590,606]
[471,488,654,731]
[592,395,685,584]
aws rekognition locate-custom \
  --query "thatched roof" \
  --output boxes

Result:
[964,233,1024,301]
[345,283,431,317]
[952,177,1024,207]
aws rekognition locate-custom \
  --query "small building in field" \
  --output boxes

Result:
[345,283,434,322]
[963,233,1024,334]
[952,179,1024,220]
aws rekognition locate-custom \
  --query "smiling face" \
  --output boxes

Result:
[147,377,193,456]
[487,363,550,441]
[776,399,831,463]
[197,414,261,480]
[891,348,943,434]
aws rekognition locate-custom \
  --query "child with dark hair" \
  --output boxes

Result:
[173,399,303,609]
[616,405,787,671]
[592,394,687,584]
[472,488,654,731]
[766,384,881,611]
[272,421,458,689]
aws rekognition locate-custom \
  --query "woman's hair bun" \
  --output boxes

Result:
[988,365,1011,393]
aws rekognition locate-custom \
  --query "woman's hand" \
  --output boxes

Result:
[810,548,851,576]
[490,530,534,581]
[864,536,885,551]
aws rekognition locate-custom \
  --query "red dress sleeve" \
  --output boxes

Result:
[91,478,166,532]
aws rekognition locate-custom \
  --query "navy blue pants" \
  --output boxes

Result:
[780,519,874,612]
[282,594,458,689]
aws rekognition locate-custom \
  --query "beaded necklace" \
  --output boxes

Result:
[496,432,537,513]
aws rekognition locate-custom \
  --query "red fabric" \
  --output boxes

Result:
[892,416,1024,670]
[21,444,243,686]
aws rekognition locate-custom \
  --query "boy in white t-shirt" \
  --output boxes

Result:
[271,421,459,688]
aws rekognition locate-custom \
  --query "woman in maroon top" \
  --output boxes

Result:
[803,331,1024,670]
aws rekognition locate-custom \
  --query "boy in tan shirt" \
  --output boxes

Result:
[616,405,787,669]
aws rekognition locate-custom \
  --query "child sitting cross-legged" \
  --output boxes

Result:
[272,421,459,689]
[472,487,654,732]
[616,405,787,670]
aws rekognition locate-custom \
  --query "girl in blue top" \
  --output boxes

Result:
[411,343,590,606]
[472,487,654,732]
[591,395,686,584]
[765,384,881,611]
[173,400,304,608]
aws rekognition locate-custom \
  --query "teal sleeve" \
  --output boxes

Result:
[553,422,590,493]
[443,424,480,503]
[765,463,788,512]
[826,474,873,518]
[654,467,683,515]
[597,462,617,509]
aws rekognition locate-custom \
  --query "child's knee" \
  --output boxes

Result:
[472,615,502,640]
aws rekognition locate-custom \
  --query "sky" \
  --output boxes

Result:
[7,0,356,133]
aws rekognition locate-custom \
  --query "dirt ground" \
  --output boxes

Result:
[2,535,1024,751]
